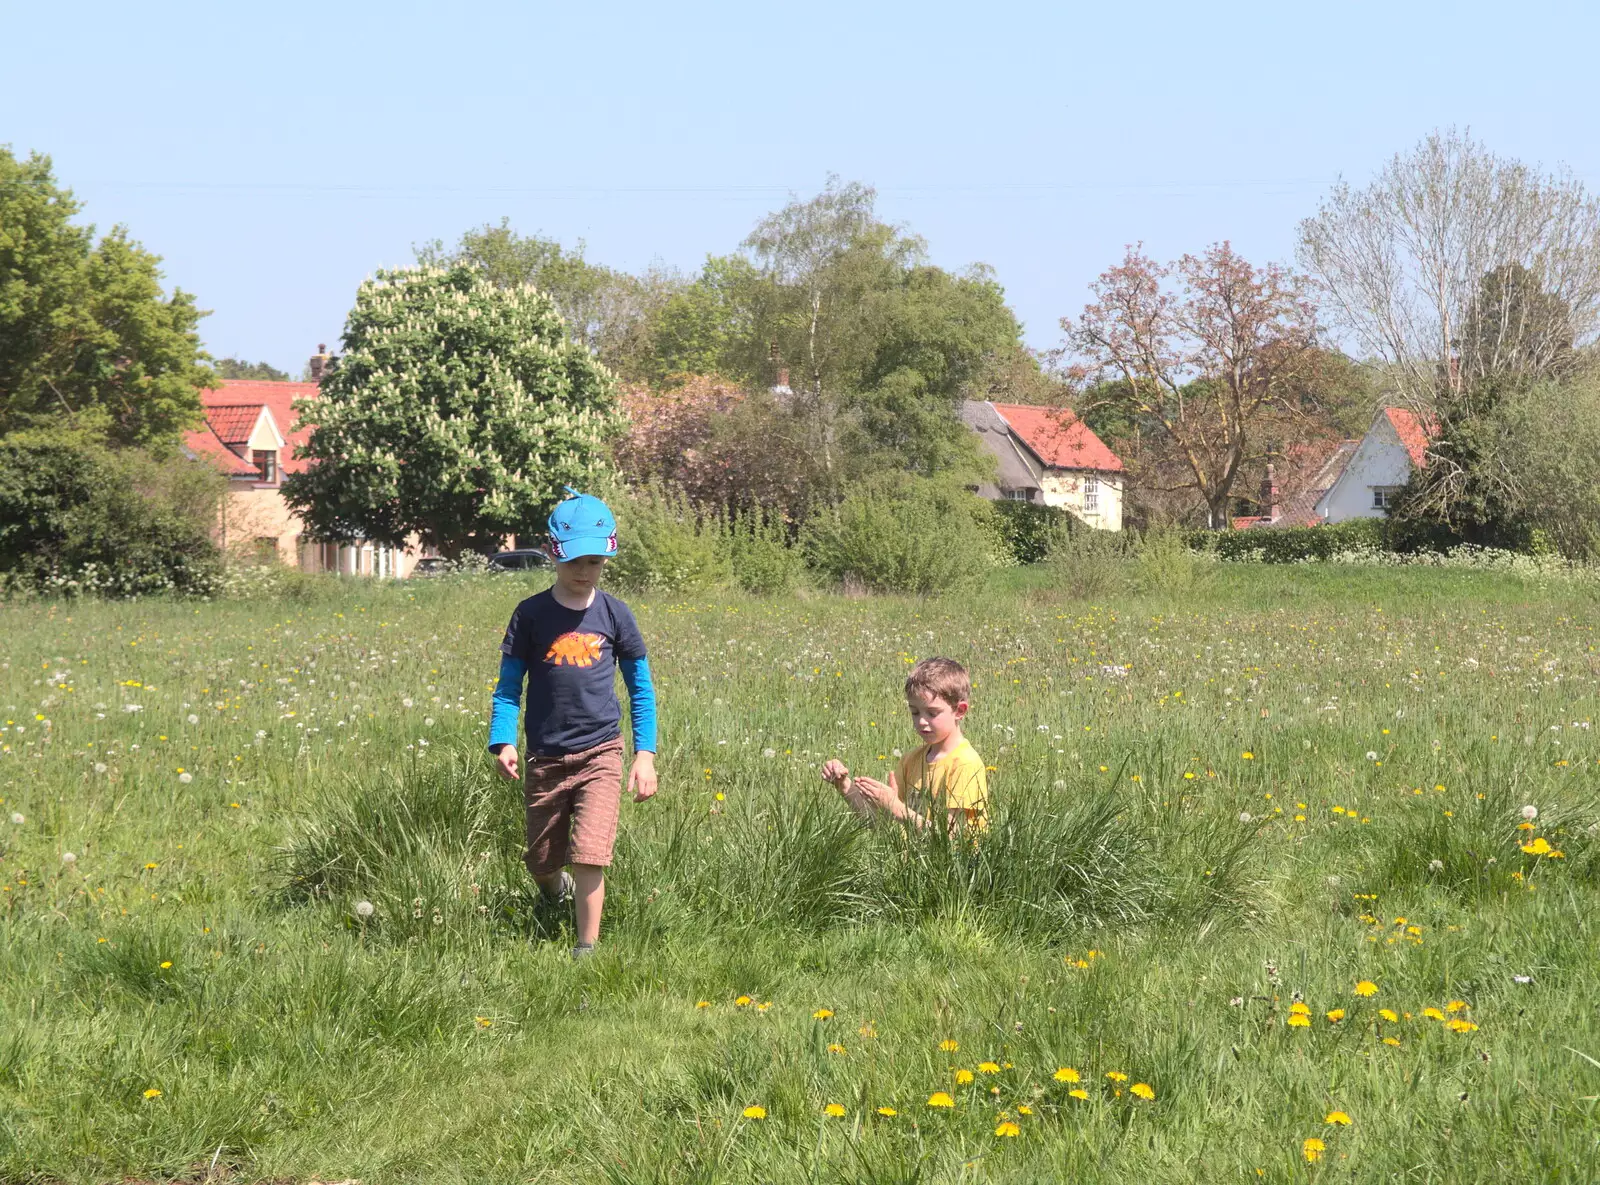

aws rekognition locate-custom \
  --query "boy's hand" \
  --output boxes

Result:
[629,751,658,803]
[493,745,520,782]
[821,759,853,794]
[853,772,906,820]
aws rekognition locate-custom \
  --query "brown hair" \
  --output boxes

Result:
[905,656,971,708]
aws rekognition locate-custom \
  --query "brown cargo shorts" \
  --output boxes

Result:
[522,737,626,875]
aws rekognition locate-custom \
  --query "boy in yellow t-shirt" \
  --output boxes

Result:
[821,656,988,833]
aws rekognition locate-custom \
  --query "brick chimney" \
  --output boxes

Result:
[309,343,330,383]
[1261,463,1279,523]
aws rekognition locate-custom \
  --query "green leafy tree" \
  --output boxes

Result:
[214,358,290,381]
[0,148,212,447]
[417,219,677,380]
[283,265,622,559]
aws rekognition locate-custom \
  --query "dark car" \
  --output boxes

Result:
[488,548,552,572]
[410,556,449,578]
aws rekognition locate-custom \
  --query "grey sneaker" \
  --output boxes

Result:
[540,870,575,907]
[571,942,595,961]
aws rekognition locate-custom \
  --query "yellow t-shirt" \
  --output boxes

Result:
[896,738,988,827]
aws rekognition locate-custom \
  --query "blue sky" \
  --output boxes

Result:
[5,0,1598,373]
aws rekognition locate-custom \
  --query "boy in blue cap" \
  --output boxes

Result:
[488,489,658,959]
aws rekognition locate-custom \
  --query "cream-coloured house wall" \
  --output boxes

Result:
[1039,470,1124,531]
[1315,416,1411,523]
[216,483,427,576]
[245,412,285,454]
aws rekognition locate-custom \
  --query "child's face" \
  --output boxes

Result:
[906,689,967,745]
[553,553,607,595]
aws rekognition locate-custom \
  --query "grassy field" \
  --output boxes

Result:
[2,563,1598,1183]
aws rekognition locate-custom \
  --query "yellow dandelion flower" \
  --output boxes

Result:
[1521,837,1552,855]
[1379,1009,1399,1023]
[954,1069,975,1084]
[1287,1013,1311,1028]
[1106,1071,1128,1083]
[939,1038,959,1052]
[1447,1019,1479,1033]
[1130,1083,1155,1100]
[1422,1007,1446,1021]
[812,1008,833,1020]
[1382,1036,1402,1047]
[824,1103,846,1117]
[876,1106,897,1117]
[1053,1067,1080,1083]
[1289,1001,1310,1015]
[994,1120,1020,1137]
[734,995,751,1007]
[827,1043,846,1055]
[1017,1104,1033,1115]
[143,1088,162,1100]
[159,961,172,970]
[1068,1088,1090,1100]
[1325,1111,1352,1126]
[1325,1009,1345,1022]
[144,862,158,870]
[1303,1137,1326,1162]
[1354,980,1379,997]
[742,1105,766,1120]
[927,1092,955,1108]
[1445,999,1468,1013]
[695,1000,711,1009]
[1241,751,1254,760]
[756,1002,772,1012]
[474,1016,493,1028]
[978,1061,1001,1074]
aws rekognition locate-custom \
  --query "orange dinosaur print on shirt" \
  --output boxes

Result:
[546,631,605,667]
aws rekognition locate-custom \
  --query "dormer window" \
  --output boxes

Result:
[253,449,278,483]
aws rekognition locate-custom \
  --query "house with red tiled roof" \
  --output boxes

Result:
[1313,407,1434,523]
[961,401,1125,530]
[183,348,425,575]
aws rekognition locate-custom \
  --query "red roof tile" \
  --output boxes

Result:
[203,379,321,473]
[202,403,264,445]
[184,424,258,478]
[1384,407,1431,469]
[989,402,1124,473]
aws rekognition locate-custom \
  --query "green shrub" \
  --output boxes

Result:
[801,475,995,595]
[1132,526,1214,594]
[605,484,729,594]
[723,511,805,595]
[0,429,223,597]
[1183,517,1389,562]
[987,499,1076,564]
[1045,524,1130,599]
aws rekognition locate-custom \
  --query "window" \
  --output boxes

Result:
[252,449,278,483]
[1372,487,1396,511]
[1004,488,1031,502]
[1083,474,1100,514]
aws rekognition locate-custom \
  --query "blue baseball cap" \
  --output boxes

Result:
[546,487,617,560]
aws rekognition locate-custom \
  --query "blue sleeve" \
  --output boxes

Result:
[619,655,657,753]
[488,654,527,750]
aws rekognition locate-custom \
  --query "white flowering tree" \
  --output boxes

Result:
[284,265,622,558]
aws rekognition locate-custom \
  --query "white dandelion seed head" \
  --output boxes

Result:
[186,714,199,725]
[423,717,434,727]
[1512,974,1532,985]
[93,762,107,774]
[255,730,266,739]
[178,772,193,784]
[9,812,23,825]
[61,851,76,864]
[1521,804,1538,820]
[355,900,375,918]
[761,748,776,759]
[1365,751,1378,761]
[1428,859,1444,872]
[402,697,414,708]
[1239,811,1253,824]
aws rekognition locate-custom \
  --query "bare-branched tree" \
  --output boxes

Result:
[1298,128,1600,408]
[1061,243,1322,529]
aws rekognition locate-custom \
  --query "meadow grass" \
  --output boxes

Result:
[2,564,1598,1183]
